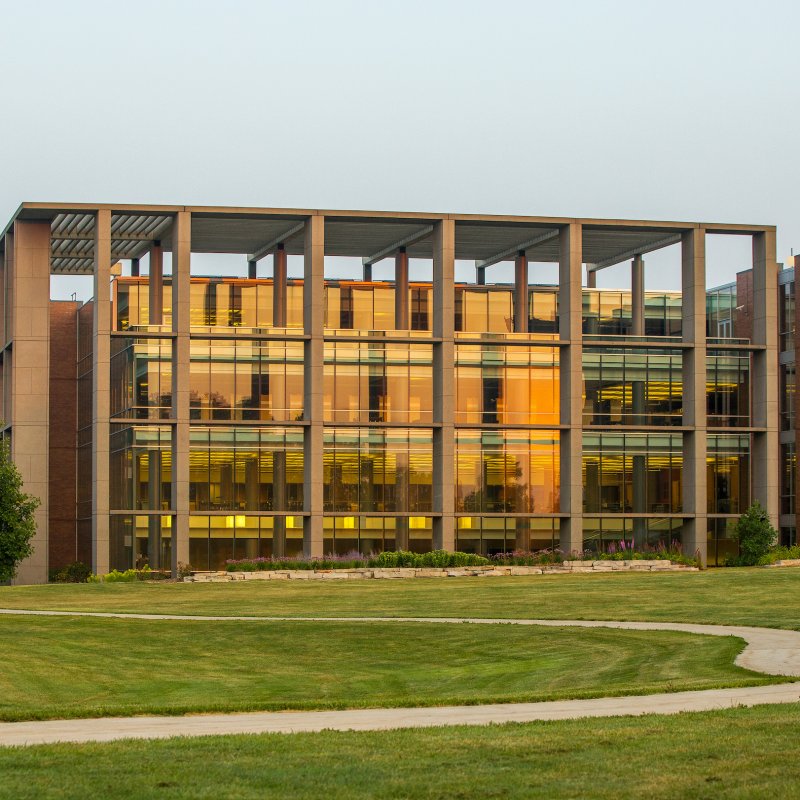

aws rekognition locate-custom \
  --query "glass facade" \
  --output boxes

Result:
[455,429,560,514]
[582,291,682,337]
[102,252,768,571]
[583,348,682,426]
[323,428,433,513]
[706,350,750,428]
[455,344,559,425]
[323,343,433,424]
[189,339,303,421]
[582,433,682,515]
[706,434,750,514]
[189,427,304,512]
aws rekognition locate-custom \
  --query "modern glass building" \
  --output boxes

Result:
[0,204,782,581]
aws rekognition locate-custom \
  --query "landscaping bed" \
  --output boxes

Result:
[188,559,697,582]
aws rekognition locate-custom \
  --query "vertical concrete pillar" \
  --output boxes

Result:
[752,229,780,531]
[395,248,409,330]
[92,211,112,577]
[303,216,325,557]
[514,251,528,333]
[272,451,287,558]
[433,218,455,551]
[631,252,647,546]
[149,242,163,325]
[273,244,287,328]
[586,269,597,289]
[10,221,52,584]
[171,212,191,574]
[558,222,583,555]
[147,450,162,569]
[631,255,644,336]
[681,228,707,565]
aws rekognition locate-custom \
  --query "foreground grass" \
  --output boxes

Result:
[2,704,799,799]
[0,616,769,721]
[1,568,799,629]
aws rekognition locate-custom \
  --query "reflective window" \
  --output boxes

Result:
[190,339,303,421]
[456,345,559,425]
[582,432,683,514]
[456,517,558,556]
[323,343,433,424]
[323,428,433,513]
[781,442,795,516]
[780,280,795,353]
[583,348,682,426]
[322,516,433,556]
[455,429,560,514]
[706,350,750,428]
[110,337,173,419]
[707,434,750,514]
[781,364,795,432]
[110,425,172,511]
[189,427,304,512]
[583,517,685,552]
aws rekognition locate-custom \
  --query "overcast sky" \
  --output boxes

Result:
[1,0,797,298]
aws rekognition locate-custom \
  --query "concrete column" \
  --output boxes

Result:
[91,211,112,577]
[631,255,644,336]
[272,451,287,558]
[303,216,325,557]
[147,450,162,569]
[514,251,528,333]
[149,242,163,325]
[681,228,707,565]
[273,244,287,328]
[631,255,647,547]
[171,212,191,574]
[395,248,409,330]
[10,221,52,584]
[752,229,780,531]
[433,218,455,551]
[586,269,596,289]
[558,222,583,555]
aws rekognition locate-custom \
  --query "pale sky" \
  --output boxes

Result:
[1,0,797,299]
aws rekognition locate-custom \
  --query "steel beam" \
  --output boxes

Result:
[589,233,682,272]
[247,222,306,263]
[475,229,559,270]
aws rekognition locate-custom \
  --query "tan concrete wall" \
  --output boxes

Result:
[303,215,325,557]
[10,221,51,584]
[91,211,111,576]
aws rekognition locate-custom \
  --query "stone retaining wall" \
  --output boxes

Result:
[763,559,800,568]
[185,560,698,582]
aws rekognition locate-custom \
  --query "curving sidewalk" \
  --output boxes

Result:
[0,609,799,746]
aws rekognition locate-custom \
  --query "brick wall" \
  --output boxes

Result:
[48,301,79,571]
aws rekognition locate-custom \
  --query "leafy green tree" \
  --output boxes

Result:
[733,501,777,566]
[0,439,40,582]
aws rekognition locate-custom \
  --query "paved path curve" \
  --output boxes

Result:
[1,609,799,746]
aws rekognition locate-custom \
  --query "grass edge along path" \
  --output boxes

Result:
[1,568,799,630]
[0,703,799,799]
[0,614,783,722]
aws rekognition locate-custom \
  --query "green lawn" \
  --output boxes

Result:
[1,568,799,628]
[0,615,771,721]
[1,703,799,799]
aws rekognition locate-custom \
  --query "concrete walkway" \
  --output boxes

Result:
[1,609,799,746]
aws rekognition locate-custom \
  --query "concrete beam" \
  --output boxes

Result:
[475,229,559,271]
[362,225,433,267]
[247,222,305,263]
[589,233,682,272]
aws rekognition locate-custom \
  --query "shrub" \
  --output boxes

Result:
[732,502,777,566]
[50,561,92,583]
[87,566,170,583]
[225,550,490,572]
[0,438,41,583]
[756,545,800,566]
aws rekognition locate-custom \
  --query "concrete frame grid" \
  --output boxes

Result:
[0,204,781,581]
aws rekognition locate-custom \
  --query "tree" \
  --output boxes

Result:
[733,501,777,566]
[0,439,40,582]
